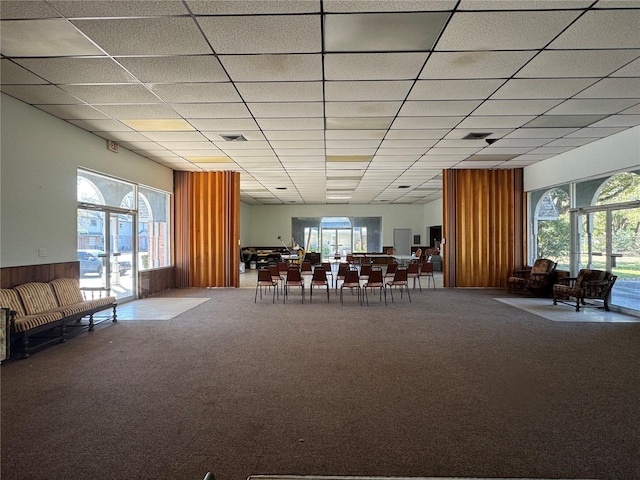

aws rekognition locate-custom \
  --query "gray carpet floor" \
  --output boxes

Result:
[2,286,639,480]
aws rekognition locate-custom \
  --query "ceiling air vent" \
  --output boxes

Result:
[462,132,492,140]
[220,134,247,142]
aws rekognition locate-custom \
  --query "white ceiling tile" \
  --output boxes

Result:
[325,140,381,149]
[68,119,133,132]
[171,103,253,118]
[324,1,457,13]
[611,58,640,77]
[325,101,402,117]
[326,117,394,130]
[61,84,160,104]
[236,82,323,102]
[248,102,324,118]
[545,137,598,148]
[436,11,581,50]
[399,100,482,116]
[457,116,535,129]
[458,0,593,8]
[0,60,47,84]
[150,83,241,103]
[575,78,640,99]
[72,18,211,55]
[420,51,537,79]
[187,0,319,14]
[549,9,640,49]
[386,129,450,139]
[325,130,386,140]
[491,78,598,100]
[488,138,551,148]
[93,104,180,119]
[212,140,272,150]
[516,50,640,78]
[565,127,629,138]
[220,54,322,82]
[118,56,228,83]
[428,147,482,155]
[547,99,640,115]
[13,58,135,84]
[199,15,320,54]
[257,117,324,130]
[269,140,325,149]
[391,117,463,129]
[523,114,608,128]
[379,139,437,149]
[590,114,640,127]
[504,128,579,139]
[408,79,505,101]
[50,0,188,17]
[473,99,563,116]
[35,104,110,120]
[324,12,449,52]
[0,1,61,19]
[141,131,208,142]
[325,81,413,101]
[325,53,428,80]
[188,118,260,131]
[0,19,105,56]
[263,130,325,140]
[1,85,82,104]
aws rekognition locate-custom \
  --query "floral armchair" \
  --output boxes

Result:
[507,258,557,296]
[553,269,617,312]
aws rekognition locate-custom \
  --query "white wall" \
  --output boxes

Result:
[244,203,426,247]
[0,94,174,267]
[524,126,640,192]
[423,198,443,240]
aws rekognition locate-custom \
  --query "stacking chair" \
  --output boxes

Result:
[418,261,436,291]
[268,264,283,296]
[414,248,423,263]
[335,262,350,293]
[359,263,372,282]
[385,267,411,303]
[310,265,330,303]
[385,261,398,280]
[255,267,278,303]
[284,265,304,303]
[277,261,288,282]
[300,261,313,279]
[340,268,361,306]
[321,261,334,288]
[406,261,420,290]
[362,267,386,306]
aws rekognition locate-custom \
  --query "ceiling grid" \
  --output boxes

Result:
[0,0,638,205]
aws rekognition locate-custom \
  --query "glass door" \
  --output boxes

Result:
[574,204,640,314]
[321,228,353,260]
[78,207,135,302]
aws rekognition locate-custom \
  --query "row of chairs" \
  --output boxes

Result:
[255,260,436,305]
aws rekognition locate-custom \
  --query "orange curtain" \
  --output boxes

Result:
[443,169,526,287]
[174,171,240,288]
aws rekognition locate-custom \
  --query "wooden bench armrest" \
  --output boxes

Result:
[80,286,112,300]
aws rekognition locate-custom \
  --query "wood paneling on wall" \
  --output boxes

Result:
[174,171,240,288]
[138,267,175,298]
[443,169,525,288]
[1,262,79,289]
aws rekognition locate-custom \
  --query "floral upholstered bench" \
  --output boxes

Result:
[0,278,117,358]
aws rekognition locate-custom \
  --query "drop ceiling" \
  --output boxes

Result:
[1,0,639,205]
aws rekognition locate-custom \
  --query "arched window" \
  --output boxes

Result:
[595,172,640,205]
[535,187,570,269]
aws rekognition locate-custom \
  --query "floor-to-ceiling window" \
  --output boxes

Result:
[530,171,640,315]
[292,216,381,261]
[77,170,171,302]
